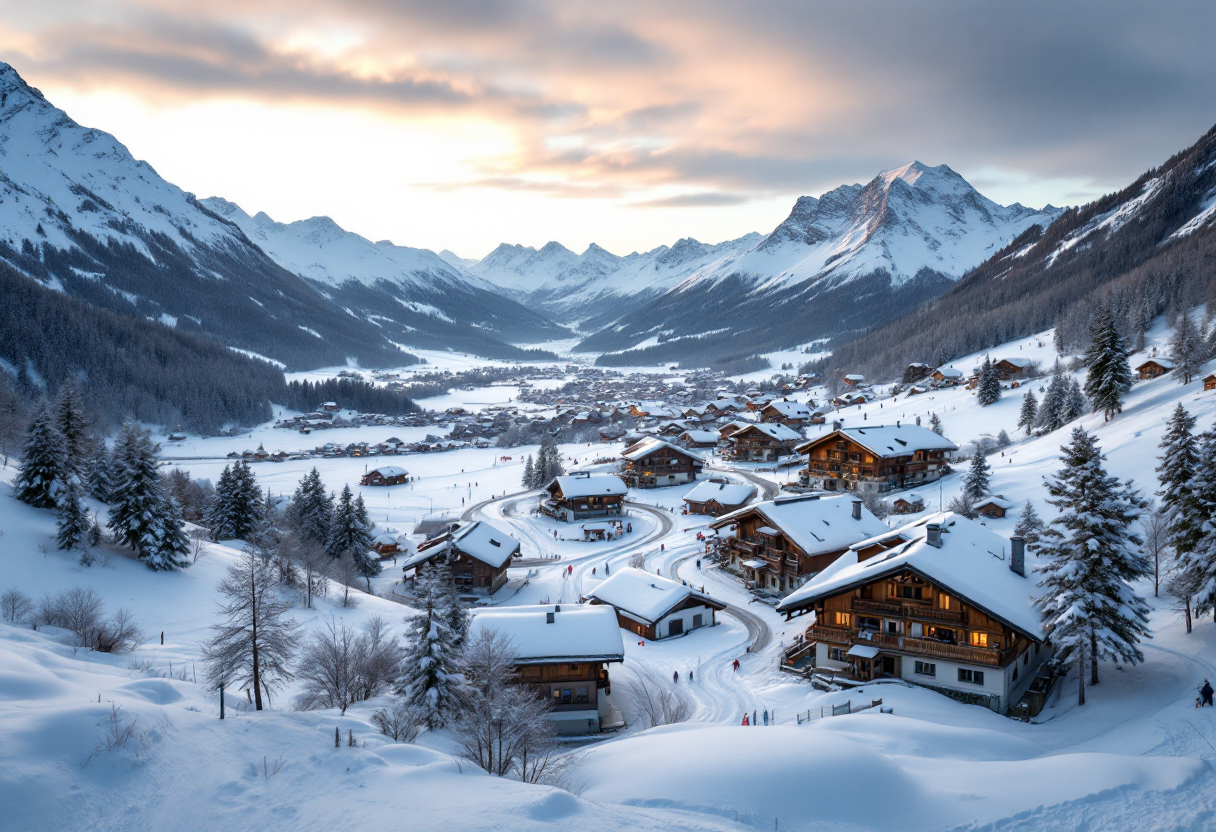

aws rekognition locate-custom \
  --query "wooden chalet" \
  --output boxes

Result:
[585,567,727,640]
[776,516,1049,714]
[723,422,802,462]
[678,429,721,450]
[795,424,957,493]
[993,357,1033,378]
[705,399,744,417]
[1205,373,1216,391]
[842,374,865,387]
[360,465,409,486]
[402,520,519,595]
[974,495,1014,519]
[682,479,755,517]
[710,495,889,594]
[542,473,627,521]
[891,492,925,514]
[931,367,964,386]
[371,533,401,557]
[1136,358,1174,380]
[903,363,932,383]
[468,605,625,734]
[620,436,705,488]
[759,399,812,429]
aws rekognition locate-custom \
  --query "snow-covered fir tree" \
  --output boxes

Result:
[535,438,564,484]
[1176,424,1216,622]
[86,441,113,503]
[55,475,91,554]
[1168,311,1209,385]
[1017,391,1038,435]
[15,405,66,509]
[522,455,535,489]
[1062,377,1088,423]
[977,356,1002,406]
[399,562,464,729]
[964,450,991,499]
[1014,500,1046,551]
[108,422,190,571]
[1034,362,1069,434]
[928,412,944,436]
[1156,404,1201,558]
[1036,427,1150,705]
[52,381,91,480]
[441,567,469,651]
[287,467,333,547]
[328,484,379,590]
[1083,306,1133,422]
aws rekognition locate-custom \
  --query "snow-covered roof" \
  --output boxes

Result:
[369,465,408,477]
[621,436,705,463]
[731,422,802,442]
[776,513,1045,640]
[975,496,1015,511]
[586,567,724,624]
[372,533,398,546]
[550,474,628,499]
[679,430,722,444]
[712,494,889,557]
[844,374,865,382]
[935,367,964,378]
[762,400,812,419]
[683,480,755,506]
[468,605,625,664]
[405,520,519,570]
[998,357,1034,368]
[796,425,957,459]
[892,492,924,504]
[1136,357,1175,369]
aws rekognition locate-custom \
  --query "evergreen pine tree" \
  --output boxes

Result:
[1017,391,1038,436]
[928,413,944,436]
[15,405,66,509]
[86,441,114,503]
[1156,404,1201,558]
[1036,428,1150,704]
[1014,500,1046,551]
[1034,363,1069,433]
[1168,311,1208,385]
[439,564,469,650]
[964,450,991,500]
[400,563,463,729]
[1083,306,1133,422]
[52,381,90,480]
[205,464,236,540]
[288,468,333,547]
[229,461,263,541]
[1062,378,1088,423]
[522,455,535,489]
[1177,426,1216,622]
[977,356,1002,406]
[56,475,91,553]
[108,422,189,571]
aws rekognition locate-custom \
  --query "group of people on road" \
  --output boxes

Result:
[740,709,771,726]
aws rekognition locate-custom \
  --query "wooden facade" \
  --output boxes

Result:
[1136,359,1173,380]
[1206,373,1216,391]
[360,466,409,486]
[621,444,703,488]
[713,509,849,593]
[542,476,626,521]
[797,430,952,493]
[724,424,799,462]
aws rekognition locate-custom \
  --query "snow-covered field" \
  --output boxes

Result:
[3,315,1216,831]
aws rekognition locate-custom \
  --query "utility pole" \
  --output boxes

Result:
[219,682,225,720]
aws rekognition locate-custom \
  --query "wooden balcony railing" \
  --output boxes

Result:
[805,625,852,645]
[805,626,1005,665]
[852,597,965,624]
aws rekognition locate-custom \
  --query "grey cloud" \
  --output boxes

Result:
[632,192,753,208]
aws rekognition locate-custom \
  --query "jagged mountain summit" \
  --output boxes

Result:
[0,62,563,368]
[569,162,1062,363]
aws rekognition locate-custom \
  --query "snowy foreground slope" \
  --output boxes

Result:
[5,317,1216,831]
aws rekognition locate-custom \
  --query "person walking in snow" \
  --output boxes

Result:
[742,713,749,726]
[689,670,694,683]
[752,710,757,726]
[1202,680,1214,707]
[673,670,679,684]
[733,658,740,672]
[763,709,769,726]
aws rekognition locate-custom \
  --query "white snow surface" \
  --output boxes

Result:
[468,604,625,663]
[714,494,891,557]
[550,473,628,498]
[585,566,722,624]
[796,423,960,458]
[682,479,755,506]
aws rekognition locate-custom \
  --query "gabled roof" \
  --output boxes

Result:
[761,400,812,419]
[974,495,1015,511]
[548,474,628,499]
[469,605,625,664]
[795,425,957,458]
[997,357,1034,368]
[679,430,721,444]
[404,520,520,570]
[934,367,964,378]
[621,436,706,463]
[1136,357,1175,369]
[730,422,802,442]
[683,479,755,506]
[711,494,888,557]
[775,513,1045,641]
[585,567,726,624]
[368,465,408,477]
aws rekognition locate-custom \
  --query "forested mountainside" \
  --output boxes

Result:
[819,124,1216,382]
[566,163,1059,366]
[0,63,561,370]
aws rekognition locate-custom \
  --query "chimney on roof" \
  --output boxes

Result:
[896,420,900,428]
[546,611,555,624]
[554,604,561,613]
[926,523,943,548]
[832,420,842,431]
[1010,536,1026,577]
[851,499,862,521]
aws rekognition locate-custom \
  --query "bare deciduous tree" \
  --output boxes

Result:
[621,670,692,728]
[1,588,33,623]
[203,548,300,711]
[371,701,423,743]
[1143,502,1171,597]
[295,615,405,713]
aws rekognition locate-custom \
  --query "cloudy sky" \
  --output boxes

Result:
[4,0,1214,258]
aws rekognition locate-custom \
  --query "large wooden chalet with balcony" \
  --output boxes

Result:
[758,399,813,429]
[776,514,1049,714]
[401,520,519,595]
[796,424,957,493]
[468,605,625,734]
[542,473,627,521]
[724,422,802,462]
[620,436,705,488]
[709,494,889,594]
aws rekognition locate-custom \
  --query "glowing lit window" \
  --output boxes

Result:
[835,612,852,627]
[970,632,989,648]
[938,594,952,610]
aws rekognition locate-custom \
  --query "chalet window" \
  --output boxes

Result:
[914,661,936,677]
[957,668,985,685]
[568,663,581,672]
[929,627,957,644]
[834,611,852,627]
[900,586,924,600]
[937,593,952,611]
[909,622,924,638]
[969,632,989,648]
[829,647,846,662]
[560,688,573,704]
[857,616,880,632]
[575,686,589,704]
[885,620,903,635]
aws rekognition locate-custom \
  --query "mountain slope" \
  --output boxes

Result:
[574,163,1061,363]
[821,125,1216,381]
[0,62,561,369]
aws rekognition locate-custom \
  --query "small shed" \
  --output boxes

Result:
[1205,373,1216,391]
[372,533,402,557]
[974,495,1015,519]
[1136,358,1174,380]
[584,567,726,640]
[891,492,925,514]
[683,480,756,517]
[361,465,409,486]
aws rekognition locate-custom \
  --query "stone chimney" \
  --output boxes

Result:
[851,499,862,520]
[1010,536,1025,577]
[832,420,842,431]
[926,523,942,548]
